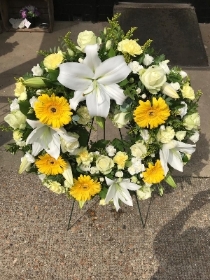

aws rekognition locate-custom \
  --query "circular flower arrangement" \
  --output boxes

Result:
[4,14,201,211]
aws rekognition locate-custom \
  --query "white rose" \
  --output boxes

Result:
[143,54,154,66]
[106,145,116,157]
[181,83,195,100]
[175,131,186,141]
[183,113,200,130]
[96,155,114,175]
[159,60,170,74]
[77,30,97,52]
[112,112,129,128]
[43,180,65,194]
[189,131,199,143]
[157,126,175,143]
[77,106,91,125]
[128,61,143,74]
[61,133,79,153]
[137,184,152,200]
[130,142,147,158]
[140,65,167,94]
[4,110,26,130]
[10,98,20,111]
[31,64,43,76]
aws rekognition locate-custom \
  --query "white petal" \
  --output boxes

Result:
[105,177,114,186]
[113,194,121,211]
[105,184,116,204]
[58,63,93,90]
[168,149,183,172]
[120,181,140,191]
[62,163,73,185]
[96,56,131,84]
[31,142,43,156]
[47,131,60,159]
[159,147,169,175]
[100,84,126,105]
[83,44,101,72]
[69,90,86,110]
[175,141,196,154]
[86,86,110,117]
[117,188,133,207]
[26,119,44,129]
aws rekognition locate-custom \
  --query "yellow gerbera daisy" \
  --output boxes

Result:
[142,160,164,184]
[34,94,72,128]
[70,175,101,201]
[35,154,67,175]
[133,97,170,129]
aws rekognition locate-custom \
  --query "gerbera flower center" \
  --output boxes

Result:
[50,107,57,113]
[148,110,155,116]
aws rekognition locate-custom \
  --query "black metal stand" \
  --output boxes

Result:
[134,193,153,228]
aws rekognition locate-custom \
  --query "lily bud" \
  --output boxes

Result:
[162,82,179,99]
[23,77,47,88]
[106,40,112,50]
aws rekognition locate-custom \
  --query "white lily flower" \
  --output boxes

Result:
[58,44,131,118]
[26,119,78,159]
[159,140,196,175]
[104,177,140,211]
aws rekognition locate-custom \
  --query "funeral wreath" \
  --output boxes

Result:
[3,14,201,211]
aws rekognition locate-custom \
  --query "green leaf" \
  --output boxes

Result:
[108,47,116,57]
[95,117,105,128]
[99,187,108,199]
[19,100,31,115]
[158,184,164,196]
[47,69,59,82]
[79,200,86,208]
[164,174,177,188]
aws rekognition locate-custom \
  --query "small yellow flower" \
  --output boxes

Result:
[14,81,27,100]
[118,39,142,57]
[142,160,164,184]
[35,154,67,175]
[133,97,170,129]
[113,151,128,169]
[70,175,101,201]
[34,94,72,128]
[43,51,63,70]
[76,147,93,166]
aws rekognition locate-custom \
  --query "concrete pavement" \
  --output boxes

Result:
[0,19,210,279]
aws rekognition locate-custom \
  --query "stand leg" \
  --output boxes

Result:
[135,193,153,228]
[67,199,75,231]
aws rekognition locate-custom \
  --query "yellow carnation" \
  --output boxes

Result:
[14,81,27,100]
[43,51,63,70]
[113,151,128,169]
[118,39,142,57]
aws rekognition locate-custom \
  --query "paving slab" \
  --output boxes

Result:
[114,3,209,66]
